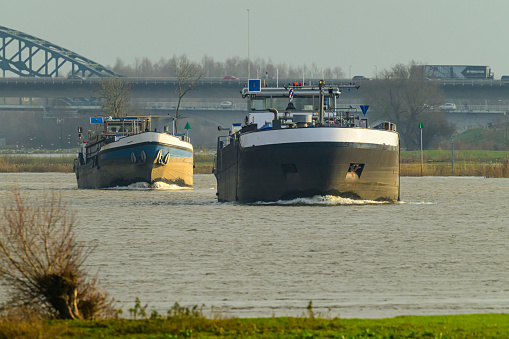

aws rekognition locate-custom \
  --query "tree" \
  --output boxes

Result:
[363,61,452,150]
[420,111,456,148]
[108,55,345,82]
[99,77,132,117]
[172,55,207,133]
[0,189,115,320]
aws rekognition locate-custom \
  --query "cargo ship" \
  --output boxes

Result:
[213,80,400,202]
[74,116,193,189]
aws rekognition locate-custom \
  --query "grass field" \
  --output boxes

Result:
[1,312,508,338]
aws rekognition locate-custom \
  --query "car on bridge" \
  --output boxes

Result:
[220,101,233,108]
[223,75,239,81]
[439,103,456,110]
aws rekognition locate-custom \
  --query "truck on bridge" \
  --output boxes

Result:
[414,65,494,80]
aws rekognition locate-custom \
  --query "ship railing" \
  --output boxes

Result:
[217,135,231,149]
[372,121,397,132]
[174,134,190,143]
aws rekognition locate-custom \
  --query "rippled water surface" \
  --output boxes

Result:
[0,173,508,318]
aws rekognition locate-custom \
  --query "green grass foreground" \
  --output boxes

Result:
[1,314,509,338]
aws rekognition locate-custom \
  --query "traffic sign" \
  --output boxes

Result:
[360,105,369,116]
[248,79,261,92]
[90,117,104,124]
[419,121,425,129]
[184,122,191,130]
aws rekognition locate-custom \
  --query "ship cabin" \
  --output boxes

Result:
[103,117,149,137]
[240,81,369,131]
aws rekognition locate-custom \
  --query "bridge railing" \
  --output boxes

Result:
[45,101,248,111]
[3,100,508,113]
[425,104,509,113]
[130,101,248,111]
[1,76,508,87]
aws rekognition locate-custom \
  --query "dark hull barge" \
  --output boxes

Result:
[214,80,399,203]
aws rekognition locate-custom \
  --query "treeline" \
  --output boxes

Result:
[109,55,345,79]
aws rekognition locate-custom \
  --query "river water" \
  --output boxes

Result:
[0,173,508,319]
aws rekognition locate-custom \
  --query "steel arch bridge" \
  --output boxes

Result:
[0,25,120,78]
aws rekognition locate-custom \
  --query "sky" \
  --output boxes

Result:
[3,0,509,79]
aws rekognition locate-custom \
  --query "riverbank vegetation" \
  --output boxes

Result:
[0,147,509,178]
[401,150,509,177]
[1,305,508,338]
[0,189,115,321]
[0,154,73,172]
[3,150,508,177]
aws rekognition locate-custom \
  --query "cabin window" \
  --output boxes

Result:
[251,98,265,111]
[107,125,119,133]
[271,97,317,111]
[250,95,335,111]
[107,123,134,133]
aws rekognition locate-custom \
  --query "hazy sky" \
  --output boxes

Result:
[3,0,509,78]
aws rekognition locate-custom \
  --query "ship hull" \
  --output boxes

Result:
[75,132,193,189]
[215,127,399,202]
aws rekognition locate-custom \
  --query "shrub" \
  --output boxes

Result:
[0,188,116,320]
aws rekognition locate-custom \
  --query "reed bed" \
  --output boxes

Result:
[0,156,73,173]
[400,159,509,177]
[401,150,509,163]
[1,152,508,178]
[194,152,215,174]
[194,162,214,174]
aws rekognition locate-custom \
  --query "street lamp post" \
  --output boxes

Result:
[419,121,425,176]
[451,136,454,174]
[247,9,250,79]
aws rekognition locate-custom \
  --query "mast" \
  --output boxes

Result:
[318,79,325,125]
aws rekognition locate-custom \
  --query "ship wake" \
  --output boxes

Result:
[252,195,392,206]
[108,182,192,190]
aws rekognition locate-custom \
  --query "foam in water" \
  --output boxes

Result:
[151,182,192,190]
[398,201,435,205]
[108,182,192,190]
[252,195,392,206]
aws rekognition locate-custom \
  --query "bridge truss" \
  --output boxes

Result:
[0,25,120,78]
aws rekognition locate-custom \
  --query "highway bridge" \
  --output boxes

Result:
[2,76,509,98]
[1,25,508,147]
[0,76,507,135]
[2,23,509,106]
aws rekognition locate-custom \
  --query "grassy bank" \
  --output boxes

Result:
[0,154,214,174]
[401,150,509,163]
[1,313,508,338]
[401,150,509,177]
[401,161,509,177]
[1,151,508,177]
[194,152,214,174]
[194,150,509,177]
[0,155,74,173]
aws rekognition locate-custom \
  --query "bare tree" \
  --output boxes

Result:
[0,189,115,320]
[363,61,451,150]
[109,54,345,82]
[99,77,132,117]
[172,55,207,133]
